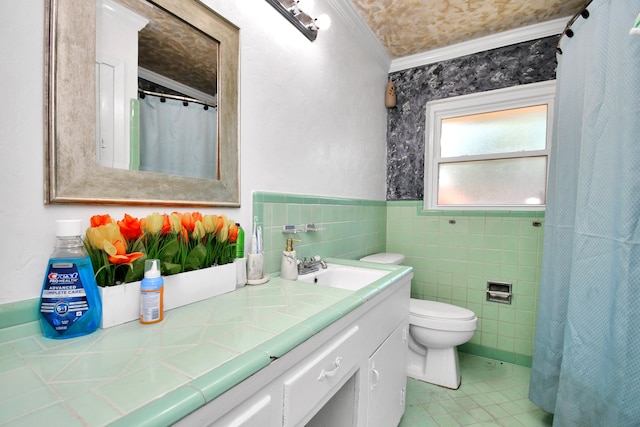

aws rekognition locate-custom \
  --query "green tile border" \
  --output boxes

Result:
[108,385,205,427]
[256,324,315,358]
[459,342,532,367]
[386,200,545,218]
[0,298,39,329]
[189,349,271,403]
[253,191,387,207]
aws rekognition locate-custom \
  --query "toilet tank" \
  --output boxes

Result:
[360,253,405,265]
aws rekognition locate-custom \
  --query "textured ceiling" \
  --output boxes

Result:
[116,0,218,97]
[350,0,585,58]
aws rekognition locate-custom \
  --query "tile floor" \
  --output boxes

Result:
[399,353,553,427]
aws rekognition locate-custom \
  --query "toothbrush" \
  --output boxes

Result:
[256,226,263,254]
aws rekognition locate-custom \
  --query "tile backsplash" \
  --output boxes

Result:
[252,192,387,275]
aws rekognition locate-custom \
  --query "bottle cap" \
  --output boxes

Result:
[56,219,83,237]
[144,259,161,278]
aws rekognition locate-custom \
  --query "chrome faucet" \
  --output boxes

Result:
[298,255,328,275]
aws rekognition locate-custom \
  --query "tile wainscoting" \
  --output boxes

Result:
[251,193,544,367]
[387,201,544,366]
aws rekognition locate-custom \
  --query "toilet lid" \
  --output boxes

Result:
[359,253,405,265]
[410,299,476,321]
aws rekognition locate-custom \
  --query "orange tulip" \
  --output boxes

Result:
[90,214,113,228]
[228,223,238,243]
[162,213,172,235]
[117,213,142,240]
[108,239,144,265]
[177,211,203,233]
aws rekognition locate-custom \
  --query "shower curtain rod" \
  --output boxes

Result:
[138,88,217,108]
[556,0,593,54]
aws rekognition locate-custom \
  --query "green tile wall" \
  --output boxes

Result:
[386,201,544,367]
[252,192,387,275]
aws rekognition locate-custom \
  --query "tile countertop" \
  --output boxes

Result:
[0,259,412,427]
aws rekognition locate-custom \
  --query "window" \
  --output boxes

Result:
[424,81,555,211]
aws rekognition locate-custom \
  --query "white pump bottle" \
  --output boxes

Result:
[280,238,299,280]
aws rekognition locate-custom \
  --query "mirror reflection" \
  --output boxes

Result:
[96,0,219,180]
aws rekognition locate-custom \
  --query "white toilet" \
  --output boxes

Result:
[360,253,478,389]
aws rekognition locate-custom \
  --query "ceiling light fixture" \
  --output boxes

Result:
[265,0,330,41]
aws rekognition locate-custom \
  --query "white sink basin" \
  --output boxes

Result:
[296,263,389,291]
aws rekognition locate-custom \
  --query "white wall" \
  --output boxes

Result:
[0,0,390,304]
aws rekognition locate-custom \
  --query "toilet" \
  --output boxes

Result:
[360,253,478,389]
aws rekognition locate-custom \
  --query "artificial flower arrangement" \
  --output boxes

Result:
[84,212,239,287]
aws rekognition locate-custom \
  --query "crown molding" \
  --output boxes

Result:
[389,16,569,73]
[325,0,391,71]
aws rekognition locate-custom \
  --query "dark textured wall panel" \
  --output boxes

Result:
[386,36,559,201]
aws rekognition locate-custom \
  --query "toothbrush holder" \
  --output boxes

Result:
[247,252,265,281]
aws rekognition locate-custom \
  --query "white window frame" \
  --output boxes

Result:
[424,80,556,211]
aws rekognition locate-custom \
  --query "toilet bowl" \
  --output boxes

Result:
[360,253,478,389]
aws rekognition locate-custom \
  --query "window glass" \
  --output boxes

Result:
[440,105,547,158]
[438,157,547,205]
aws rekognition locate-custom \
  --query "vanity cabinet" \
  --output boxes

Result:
[177,272,411,427]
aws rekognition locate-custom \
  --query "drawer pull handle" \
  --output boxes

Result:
[317,357,342,381]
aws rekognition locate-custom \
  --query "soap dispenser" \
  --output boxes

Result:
[280,238,299,280]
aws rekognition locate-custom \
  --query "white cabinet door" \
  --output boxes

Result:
[367,321,408,427]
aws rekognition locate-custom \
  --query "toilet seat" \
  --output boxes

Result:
[410,299,477,332]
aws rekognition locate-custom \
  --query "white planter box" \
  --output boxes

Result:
[99,262,237,328]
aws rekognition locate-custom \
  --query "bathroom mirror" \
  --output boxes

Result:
[44,0,240,206]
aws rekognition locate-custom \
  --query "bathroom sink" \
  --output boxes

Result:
[296,263,389,291]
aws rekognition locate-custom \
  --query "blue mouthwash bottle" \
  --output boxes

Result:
[39,220,102,339]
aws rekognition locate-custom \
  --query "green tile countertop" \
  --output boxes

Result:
[0,259,412,426]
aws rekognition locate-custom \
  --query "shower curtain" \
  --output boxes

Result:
[529,1,640,425]
[139,95,218,180]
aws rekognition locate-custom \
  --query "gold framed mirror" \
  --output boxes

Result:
[44,0,240,206]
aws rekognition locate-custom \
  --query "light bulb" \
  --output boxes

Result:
[315,14,331,30]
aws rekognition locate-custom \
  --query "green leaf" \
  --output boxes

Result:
[160,237,180,262]
[125,254,147,283]
[162,261,182,275]
[184,243,207,271]
[132,237,146,253]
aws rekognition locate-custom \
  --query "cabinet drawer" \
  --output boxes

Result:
[283,325,360,426]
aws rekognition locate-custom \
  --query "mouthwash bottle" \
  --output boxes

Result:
[39,220,102,339]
